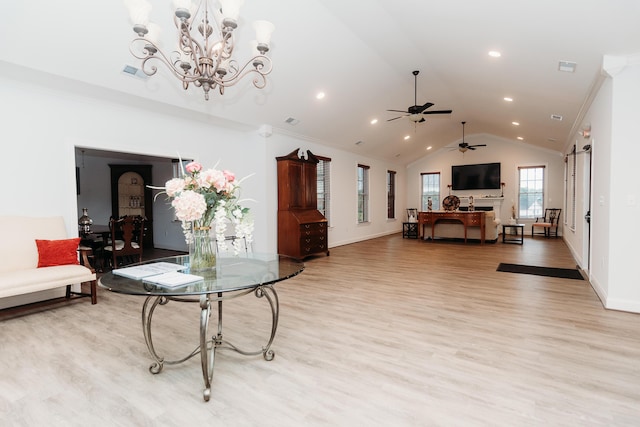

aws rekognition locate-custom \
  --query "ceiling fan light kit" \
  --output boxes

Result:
[387,70,452,123]
[457,121,487,153]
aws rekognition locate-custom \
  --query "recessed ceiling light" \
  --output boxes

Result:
[426,146,432,150]
[512,121,520,126]
[404,135,410,140]
[488,50,501,58]
[316,92,325,100]
[503,97,513,102]
[517,137,524,141]
[550,114,563,121]
[558,61,576,73]
[370,119,378,125]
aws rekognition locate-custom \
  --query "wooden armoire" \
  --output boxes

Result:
[276,149,329,260]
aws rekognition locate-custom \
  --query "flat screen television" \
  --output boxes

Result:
[451,162,501,190]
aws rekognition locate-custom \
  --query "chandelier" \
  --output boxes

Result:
[123,0,274,100]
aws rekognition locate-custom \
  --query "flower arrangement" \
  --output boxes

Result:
[156,160,254,257]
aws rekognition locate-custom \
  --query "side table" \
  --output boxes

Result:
[502,224,525,244]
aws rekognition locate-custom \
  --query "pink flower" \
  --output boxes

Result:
[200,169,226,192]
[185,161,203,174]
[223,170,235,183]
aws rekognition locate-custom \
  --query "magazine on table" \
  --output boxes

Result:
[112,262,187,280]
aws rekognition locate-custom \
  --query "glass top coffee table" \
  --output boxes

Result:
[98,253,304,401]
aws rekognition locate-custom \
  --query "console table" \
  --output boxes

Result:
[418,211,486,243]
[98,254,304,401]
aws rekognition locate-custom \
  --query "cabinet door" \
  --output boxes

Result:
[303,163,317,209]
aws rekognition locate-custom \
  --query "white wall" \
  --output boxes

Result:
[603,58,640,312]
[1,64,406,260]
[406,134,565,230]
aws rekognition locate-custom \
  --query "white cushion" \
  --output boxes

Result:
[104,241,140,251]
[0,264,95,298]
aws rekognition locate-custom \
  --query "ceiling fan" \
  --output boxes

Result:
[457,121,486,152]
[387,70,452,123]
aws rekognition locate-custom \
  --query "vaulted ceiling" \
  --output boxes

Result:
[2,0,639,165]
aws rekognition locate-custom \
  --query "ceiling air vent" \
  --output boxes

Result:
[122,65,147,79]
[284,117,299,126]
[558,61,577,73]
[550,114,563,121]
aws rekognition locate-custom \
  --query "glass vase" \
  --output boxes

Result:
[189,226,216,272]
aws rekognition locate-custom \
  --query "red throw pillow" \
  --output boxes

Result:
[35,238,81,268]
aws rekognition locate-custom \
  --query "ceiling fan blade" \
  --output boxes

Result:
[468,146,476,150]
[415,102,434,113]
[422,109,453,115]
[418,118,426,123]
[469,144,487,148]
[387,116,404,122]
[386,109,408,113]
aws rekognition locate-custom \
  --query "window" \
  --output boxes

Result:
[421,172,440,211]
[317,156,331,225]
[387,170,396,219]
[518,166,545,219]
[357,164,370,223]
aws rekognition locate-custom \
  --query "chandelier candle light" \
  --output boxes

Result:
[124,0,275,100]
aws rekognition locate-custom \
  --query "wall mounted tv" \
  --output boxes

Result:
[451,162,501,190]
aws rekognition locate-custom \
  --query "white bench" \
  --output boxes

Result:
[0,216,97,309]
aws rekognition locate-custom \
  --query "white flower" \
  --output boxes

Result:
[165,178,185,197]
[171,190,207,222]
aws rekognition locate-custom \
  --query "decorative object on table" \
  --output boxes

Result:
[509,204,517,224]
[123,0,274,101]
[78,208,93,237]
[442,195,460,211]
[447,184,452,196]
[152,160,254,271]
[501,182,505,197]
[427,197,433,212]
[468,195,475,211]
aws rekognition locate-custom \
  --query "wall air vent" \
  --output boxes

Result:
[550,114,563,121]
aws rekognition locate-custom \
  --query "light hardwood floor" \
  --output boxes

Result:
[1,235,639,426]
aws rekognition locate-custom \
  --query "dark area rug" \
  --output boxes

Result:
[497,263,584,280]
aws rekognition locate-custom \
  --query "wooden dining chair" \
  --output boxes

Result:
[104,216,145,268]
[531,208,561,238]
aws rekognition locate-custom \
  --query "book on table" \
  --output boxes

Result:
[112,262,187,280]
[142,271,204,288]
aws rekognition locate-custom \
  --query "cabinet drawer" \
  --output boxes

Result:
[300,222,326,236]
[300,235,326,246]
[301,242,327,255]
[467,217,483,225]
